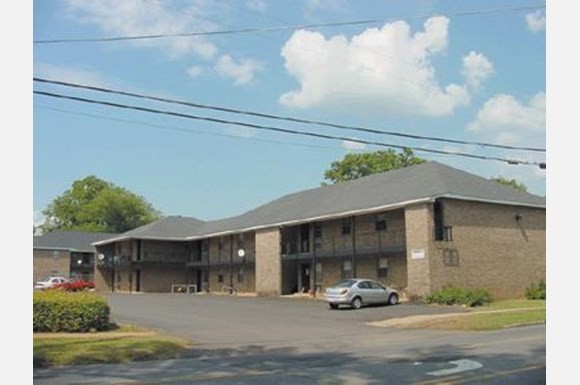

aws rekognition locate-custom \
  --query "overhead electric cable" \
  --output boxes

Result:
[33,4,545,44]
[33,89,544,168]
[35,104,348,151]
[33,77,546,153]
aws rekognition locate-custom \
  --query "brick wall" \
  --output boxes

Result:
[429,199,546,299]
[404,203,433,298]
[33,249,71,284]
[255,227,281,296]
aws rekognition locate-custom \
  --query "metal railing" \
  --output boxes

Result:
[282,229,405,257]
[171,284,197,293]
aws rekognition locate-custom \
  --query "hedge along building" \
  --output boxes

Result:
[92,161,546,300]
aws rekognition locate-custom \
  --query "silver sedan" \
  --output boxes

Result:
[324,278,399,310]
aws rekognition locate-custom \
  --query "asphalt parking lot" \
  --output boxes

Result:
[106,292,468,348]
[35,293,546,384]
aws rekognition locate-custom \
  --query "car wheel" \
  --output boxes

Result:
[351,297,362,310]
[388,293,399,305]
[329,303,339,310]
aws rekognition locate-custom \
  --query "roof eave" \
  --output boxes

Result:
[185,196,436,240]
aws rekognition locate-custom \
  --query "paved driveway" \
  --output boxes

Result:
[106,293,467,349]
[34,293,545,384]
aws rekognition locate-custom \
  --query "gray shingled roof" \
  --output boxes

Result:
[94,161,546,245]
[34,230,119,252]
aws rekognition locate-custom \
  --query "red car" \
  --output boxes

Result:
[52,279,95,291]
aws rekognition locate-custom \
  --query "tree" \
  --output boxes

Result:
[491,176,527,192]
[323,148,426,184]
[40,176,161,233]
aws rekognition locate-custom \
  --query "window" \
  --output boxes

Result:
[342,260,353,278]
[341,218,351,236]
[314,224,322,239]
[378,257,388,278]
[357,281,371,289]
[237,267,244,283]
[315,262,323,284]
[218,272,224,283]
[237,233,245,250]
[375,215,387,231]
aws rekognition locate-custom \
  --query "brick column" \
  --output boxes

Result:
[405,203,433,299]
[255,227,282,296]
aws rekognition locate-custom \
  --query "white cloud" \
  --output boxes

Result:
[64,0,219,59]
[342,140,367,151]
[279,16,470,116]
[462,51,494,90]
[214,55,263,86]
[186,65,204,79]
[467,92,546,147]
[526,10,546,33]
[33,210,45,227]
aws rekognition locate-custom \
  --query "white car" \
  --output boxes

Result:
[34,276,70,290]
[325,278,399,310]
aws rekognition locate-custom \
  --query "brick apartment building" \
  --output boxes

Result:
[92,161,546,300]
[33,230,118,284]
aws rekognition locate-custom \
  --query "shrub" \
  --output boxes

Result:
[424,285,493,307]
[34,291,111,333]
[525,280,546,300]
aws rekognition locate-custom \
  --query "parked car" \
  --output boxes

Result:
[324,278,399,310]
[34,276,70,290]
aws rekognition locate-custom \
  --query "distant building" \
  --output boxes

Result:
[33,230,118,283]
[93,161,545,300]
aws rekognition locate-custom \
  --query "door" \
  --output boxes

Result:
[196,269,202,292]
[300,263,311,293]
[135,269,141,292]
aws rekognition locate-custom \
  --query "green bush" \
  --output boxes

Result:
[34,291,111,333]
[525,280,546,300]
[424,285,493,307]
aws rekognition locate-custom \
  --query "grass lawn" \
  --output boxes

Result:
[404,299,546,331]
[33,324,192,368]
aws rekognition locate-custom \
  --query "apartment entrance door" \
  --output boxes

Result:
[300,263,311,293]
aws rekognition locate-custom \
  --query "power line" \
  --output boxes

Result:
[34,104,350,151]
[33,4,545,44]
[33,77,546,153]
[33,89,544,168]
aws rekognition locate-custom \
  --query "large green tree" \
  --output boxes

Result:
[323,148,426,184]
[40,176,161,233]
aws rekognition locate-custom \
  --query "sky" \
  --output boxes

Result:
[31,0,547,225]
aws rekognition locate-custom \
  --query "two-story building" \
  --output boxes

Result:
[92,161,546,300]
[33,230,118,284]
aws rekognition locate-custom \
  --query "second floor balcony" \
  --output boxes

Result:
[281,228,406,258]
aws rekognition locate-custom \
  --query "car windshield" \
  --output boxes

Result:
[332,279,358,288]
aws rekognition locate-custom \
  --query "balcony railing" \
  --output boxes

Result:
[281,229,405,257]
[434,226,453,242]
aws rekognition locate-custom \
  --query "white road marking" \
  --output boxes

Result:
[427,359,483,376]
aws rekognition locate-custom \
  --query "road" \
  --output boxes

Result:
[33,293,546,384]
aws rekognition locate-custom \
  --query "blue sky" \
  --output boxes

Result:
[32,0,547,224]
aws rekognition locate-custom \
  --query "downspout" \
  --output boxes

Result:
[352,216,357,278]
[311,223,316,296]
[230,234,234,292]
